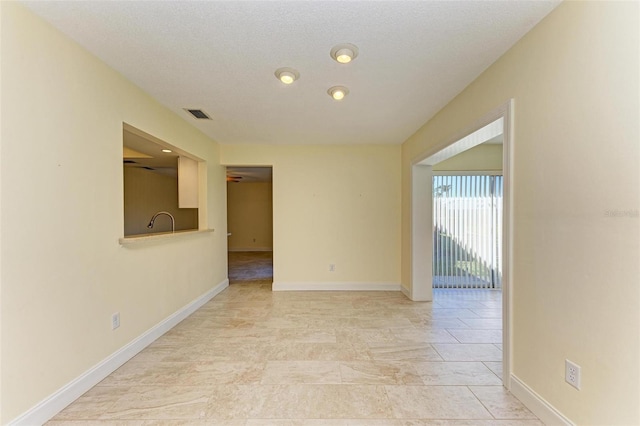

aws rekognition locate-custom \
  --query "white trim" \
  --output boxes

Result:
[227,247,273,252]
[433,170,503,176]
[400,285,411,299]
[8,279,229,426]
[510,374,574,426]
[272,281,401,292]
[418,117,504,166]
[501,99,514,388]
[410,164,434,301]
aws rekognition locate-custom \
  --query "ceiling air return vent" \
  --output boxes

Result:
[184,108,212,120]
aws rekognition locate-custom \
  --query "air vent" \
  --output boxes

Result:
[184,108,212,120]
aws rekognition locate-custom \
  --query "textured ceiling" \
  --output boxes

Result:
[23,1,560,145]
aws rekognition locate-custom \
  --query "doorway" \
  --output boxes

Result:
[410,100,513,387]
[226,166,274,285]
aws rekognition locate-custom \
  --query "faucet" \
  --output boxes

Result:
[147,211,175,233]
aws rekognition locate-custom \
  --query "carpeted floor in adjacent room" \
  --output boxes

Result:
[228,251,273,284]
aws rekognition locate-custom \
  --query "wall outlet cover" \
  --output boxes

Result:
[111,312,120,330]
[565,359,581,390]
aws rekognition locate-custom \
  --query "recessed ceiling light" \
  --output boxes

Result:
[162,149,172,153]
[275,67,300,85]
[330,43,359,64]
[328,86,349,101]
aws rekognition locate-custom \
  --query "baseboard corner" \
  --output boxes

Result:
[400,285,411,299]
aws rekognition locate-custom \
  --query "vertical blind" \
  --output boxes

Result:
[433,175,503,289]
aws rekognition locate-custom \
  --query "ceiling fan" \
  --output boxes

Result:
[226,175,243,183]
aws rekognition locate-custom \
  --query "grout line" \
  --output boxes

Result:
[444,328,463,343]
[482,361,504,383]
[429,343,446,361]
[467,385,498,420]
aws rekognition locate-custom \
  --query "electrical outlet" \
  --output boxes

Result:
[565,359,581,390]
[329,264,336,272]
[111,312,120,330]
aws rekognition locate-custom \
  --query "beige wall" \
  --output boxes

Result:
[227,182,273,251]
[221,144,401,285]
[0,3,228,422]
[124,167,198,236]
[433,143,502,172]
[401,2,639,424]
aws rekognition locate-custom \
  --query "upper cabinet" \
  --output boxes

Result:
[178,156,199,208]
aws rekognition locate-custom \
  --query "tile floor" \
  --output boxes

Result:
[48,272,540,425]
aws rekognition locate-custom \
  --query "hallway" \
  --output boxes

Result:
[48,280,539,424]
[228,251,273,285]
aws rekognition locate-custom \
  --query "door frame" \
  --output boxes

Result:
[409,99,514,389]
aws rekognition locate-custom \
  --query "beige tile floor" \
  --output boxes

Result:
[48,276,540,425]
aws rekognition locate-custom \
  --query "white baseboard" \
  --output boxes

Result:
[9,279,229,426]
[400,285,411,299]
[272,281,401,291]
[510,374,574,426]
[228,248,273,252]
